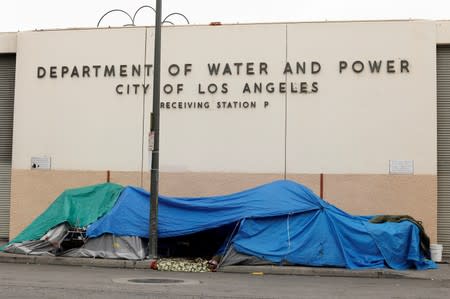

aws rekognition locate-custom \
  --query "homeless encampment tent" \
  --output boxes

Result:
[2,180,436,270]
[86,180,436,270]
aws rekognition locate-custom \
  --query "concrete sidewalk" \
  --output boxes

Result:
[0,250,448,281]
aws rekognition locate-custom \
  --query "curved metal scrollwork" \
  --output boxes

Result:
[97,9,134,28]
[132,5,157,24]
[163,12,190,25]
[97,5,189,28]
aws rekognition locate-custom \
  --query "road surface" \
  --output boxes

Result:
[0,263,449,298]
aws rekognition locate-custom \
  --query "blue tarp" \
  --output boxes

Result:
[87,180,436,270]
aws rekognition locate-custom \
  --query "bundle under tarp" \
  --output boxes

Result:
[223,210,432,270]
[1,183,123,250]
[86,180,436,270]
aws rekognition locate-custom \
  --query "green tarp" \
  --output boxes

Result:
[1,183,123,250]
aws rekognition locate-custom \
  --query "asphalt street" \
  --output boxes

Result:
[0,263,449,299]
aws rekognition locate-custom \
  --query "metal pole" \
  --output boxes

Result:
[149,0,162,259]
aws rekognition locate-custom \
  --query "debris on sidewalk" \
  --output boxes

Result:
[151,258,210,272]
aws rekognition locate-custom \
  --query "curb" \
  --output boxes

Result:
[217,265,407,279]
[0,253,151,270]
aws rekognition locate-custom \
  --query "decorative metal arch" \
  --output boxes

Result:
[132,5,157,24]
[97,5,189,28]
[163,12,190,25]
[97,9,134,28]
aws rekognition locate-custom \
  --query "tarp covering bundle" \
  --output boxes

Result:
[1,183,123,250]
[87,180,322,238]
[87,180,436,270]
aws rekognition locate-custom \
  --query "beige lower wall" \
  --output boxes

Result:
[112,171,288,196]
[320,174,437,242]
[9,170,437,243]
[9,170,109,240]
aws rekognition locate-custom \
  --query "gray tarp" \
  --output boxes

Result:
[219,246,273,267]
[5,224,145,260]
[4,223,69,255]
[62,234,147,260]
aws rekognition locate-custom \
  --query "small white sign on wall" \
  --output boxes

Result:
[31,156,51,170]
[389,160,414,174]
[148,131,155,152]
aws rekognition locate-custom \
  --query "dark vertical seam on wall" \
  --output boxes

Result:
[140,28,148,187]
[284,24,288,180]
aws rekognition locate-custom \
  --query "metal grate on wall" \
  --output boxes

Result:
[437,45,450,258]
[0,54,15,240]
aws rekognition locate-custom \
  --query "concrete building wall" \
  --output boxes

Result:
[285,21,436,174]
[0,32,16,53]
[437,21,450,44]
[6,21,440,241]
[13,27,148,171]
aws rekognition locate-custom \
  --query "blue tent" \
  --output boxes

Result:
[87,180,436,270]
